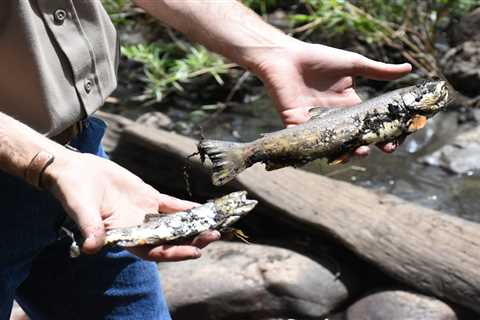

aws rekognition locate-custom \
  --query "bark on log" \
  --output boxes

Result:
[101,112,480,313]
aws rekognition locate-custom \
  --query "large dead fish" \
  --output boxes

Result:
[105,191,257,247]
[66,191,257,257]
[199,80,451,186]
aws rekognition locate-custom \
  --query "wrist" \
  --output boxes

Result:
[41,148,77,193]
[244,37,303,78]
[24,151,55,189]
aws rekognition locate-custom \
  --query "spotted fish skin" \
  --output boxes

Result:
[198,80,452,186]
[104,191,257,247]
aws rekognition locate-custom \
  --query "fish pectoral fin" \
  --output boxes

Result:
[308,106,343,120]
[220,227,251,244]
[232,229,251,244]
[143,213,162,223]
[407,114,428,132]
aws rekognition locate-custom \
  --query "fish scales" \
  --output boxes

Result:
[105,191,257,247]
[199,80,451,186]
[104,202,222,247]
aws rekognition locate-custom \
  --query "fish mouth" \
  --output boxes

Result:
[412,80,450,115]
[214,191,258,215]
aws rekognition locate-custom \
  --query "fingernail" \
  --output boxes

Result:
[212,230,221,240]
[389,142,399,152]
[356,146,370,157]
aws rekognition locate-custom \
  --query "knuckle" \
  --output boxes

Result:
[149,248,169,261]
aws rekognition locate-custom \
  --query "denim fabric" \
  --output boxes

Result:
[0,117,171,320]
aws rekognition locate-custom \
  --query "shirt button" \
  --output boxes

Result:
[84,79,93,94]
[54,9,67,25]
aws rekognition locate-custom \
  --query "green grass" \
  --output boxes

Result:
[103,0,479,103]
[121,43,233,104]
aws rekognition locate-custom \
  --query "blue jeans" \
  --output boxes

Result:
[0,118,171,320]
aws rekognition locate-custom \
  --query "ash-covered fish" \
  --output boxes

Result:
[65,191,257,257]
[199,80,451,186]
[104,191,257,247]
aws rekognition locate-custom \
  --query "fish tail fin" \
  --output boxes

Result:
[198,139,249,186]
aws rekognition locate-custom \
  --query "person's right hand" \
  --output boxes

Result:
[251,41,412,156]
[43,151,220,261]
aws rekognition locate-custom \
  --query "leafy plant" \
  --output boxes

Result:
[106,0,478,105]
[102,0,140,27]
[121,43,234,103]
[291,0,479,78]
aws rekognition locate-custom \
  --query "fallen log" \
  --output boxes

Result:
[99,112,480,313]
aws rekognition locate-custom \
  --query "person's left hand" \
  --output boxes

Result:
[252,40,412,156]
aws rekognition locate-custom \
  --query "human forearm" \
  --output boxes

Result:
[0,111,217,258]
[133,0,294,71]
[0,112,70,181]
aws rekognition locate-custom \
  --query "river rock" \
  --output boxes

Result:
[135,111,173,130]
[158,241,359,320]
[345,290,457,320]
[449,7,480,46]
[420,126,480,174]
[442,40,480,97]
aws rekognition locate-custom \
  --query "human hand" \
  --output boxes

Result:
[43,151,220,261]
[253,40,412,155]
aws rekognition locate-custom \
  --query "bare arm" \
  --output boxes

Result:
[132,0,289,71]
[0,111,218,259]
[0,111,70,179]
[134,0,412,154]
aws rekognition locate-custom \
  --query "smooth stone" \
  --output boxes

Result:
[135,111,173,130]
[345,290,458,320]
[449,8,480,46]
[442,40,480,97]
[159,241,359,320]
[420,126,480,174]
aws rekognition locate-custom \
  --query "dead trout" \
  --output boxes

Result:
[65,191,257,257]
[104,191,257,247]
[198,80,451,186]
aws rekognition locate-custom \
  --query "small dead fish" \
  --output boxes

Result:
[66,191,257,257]
[106,191,256,247]
[198,80,451,186]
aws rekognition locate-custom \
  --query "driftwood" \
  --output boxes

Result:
[99,112,480,313]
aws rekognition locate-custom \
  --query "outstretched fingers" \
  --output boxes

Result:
[157,193,198,213]
[129,245,201,262]
[377,136,407,153]
[354,55,412,81]
[128,230,221,262]
[191,230,221,249]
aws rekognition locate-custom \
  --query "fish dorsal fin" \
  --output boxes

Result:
[308,106,343,120]
[143,213,162,223]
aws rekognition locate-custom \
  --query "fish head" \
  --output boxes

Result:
[213,191,257,228]
[401,80,450,115]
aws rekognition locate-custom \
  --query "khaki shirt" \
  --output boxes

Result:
[0,0,119,136]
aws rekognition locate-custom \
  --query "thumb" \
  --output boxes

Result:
[70,204,106,254]
[354,55,412,80]
[157,193,198,213]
